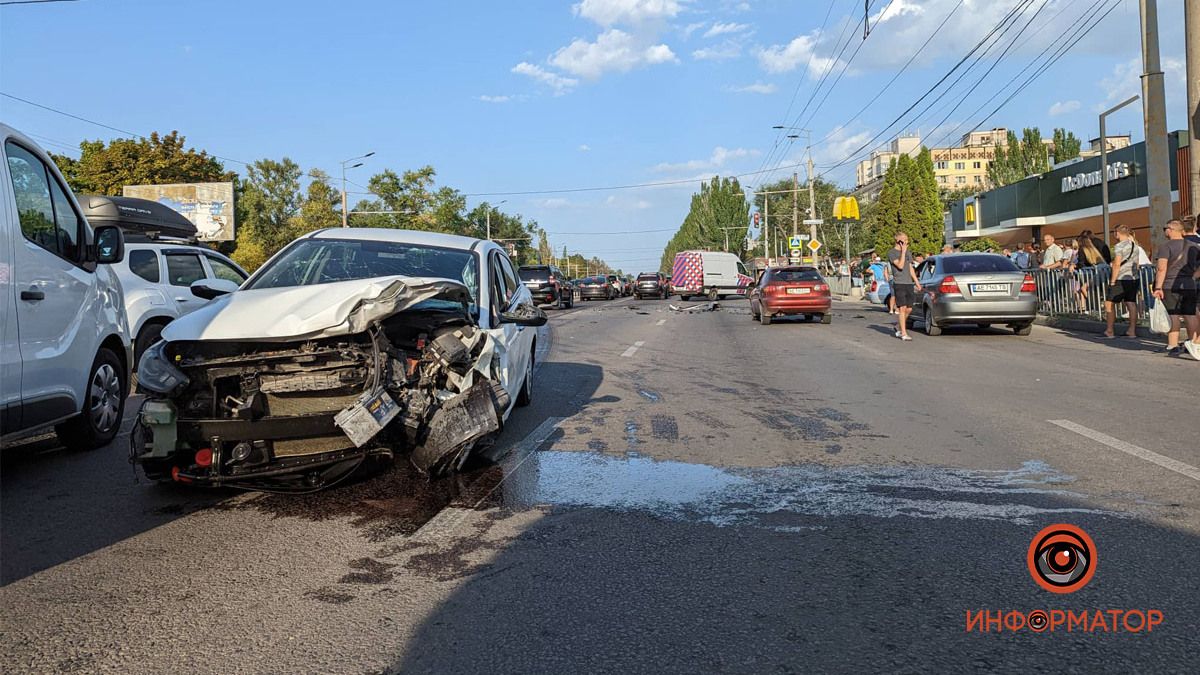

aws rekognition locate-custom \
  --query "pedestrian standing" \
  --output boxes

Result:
[941,244,954,255]
[1012,243,1032,269]
[1152,219,1200,359]
[1104,225,1142,338]
[888,232,922,341]
[1185,216,1200,346]
[1075,236,1103,313]
[1039,234,1065,269]
[1080,229,1112,264]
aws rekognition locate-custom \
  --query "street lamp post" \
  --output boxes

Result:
[485,199,508,240]
[340,151,374,227]
[1099,95,1139,245]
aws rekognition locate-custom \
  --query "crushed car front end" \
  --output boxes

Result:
[130,277,515,491]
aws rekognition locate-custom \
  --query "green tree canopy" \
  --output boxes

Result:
[1051,128,1082,164]
[987,128,1051,187]
[867,148,944,257]
[659,176,747,272]
[50,131,233,195]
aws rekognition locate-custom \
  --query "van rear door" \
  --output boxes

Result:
[1,155,19,429]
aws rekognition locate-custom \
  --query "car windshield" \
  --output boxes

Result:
[518,267,548,281]
[245,239,479,307]
[771,269,821,282]
[942,255,1018,274]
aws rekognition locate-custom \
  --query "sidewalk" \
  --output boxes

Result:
[1033,314,1160,340]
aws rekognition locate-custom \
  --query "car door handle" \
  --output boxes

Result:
[20,289,45,301]
[174,297,191,302]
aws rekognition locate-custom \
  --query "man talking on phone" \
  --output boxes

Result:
[888,231,922,341]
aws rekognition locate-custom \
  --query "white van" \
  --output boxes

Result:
[670,250,755,301]
[1,123,130,450]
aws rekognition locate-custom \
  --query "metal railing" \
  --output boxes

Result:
[1031,264,1155,321]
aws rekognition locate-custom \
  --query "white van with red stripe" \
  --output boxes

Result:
[671,250,754,301]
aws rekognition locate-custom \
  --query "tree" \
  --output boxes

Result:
[50,131,232,195]
[988,128,1051,187]
[659,176,747,272]
[958,237,1001,252]
[1051,128,1081,164]
[232,158,302,271]
[867,148,944,257]
[938,185,976,213]
[749,175,845,257]
[295,169,341,234]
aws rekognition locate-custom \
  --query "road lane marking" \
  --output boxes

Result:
[621,340,646,358]
[412,416,565,542]
[655,319,666,326]
[1048,419,1200,482]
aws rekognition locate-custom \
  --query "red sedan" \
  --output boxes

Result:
[748,266,832,325]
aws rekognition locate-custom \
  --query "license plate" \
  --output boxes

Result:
[971,283,1009,293]
[523,281,539,286]
[786,287,811,295]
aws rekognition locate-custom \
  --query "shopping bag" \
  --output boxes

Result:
[1149,297,1170,335]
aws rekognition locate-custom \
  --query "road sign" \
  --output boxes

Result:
[788,235,802,248]
[803,219,824,225]
[790,247,803,257]
[807,239,822,253]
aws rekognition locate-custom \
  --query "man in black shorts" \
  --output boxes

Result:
[888,231,922,341]
[1152,219,1200,358]
[1104,225,1142,338]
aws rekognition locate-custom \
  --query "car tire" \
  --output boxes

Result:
[133,321,166,370]
[516,349,534,407]
[759,311,771,326]
[56,347,126,452]
[923,306,942,336]
[679,295,690,301]
[750,301,760,321]
[708,288,719,301]
[821,313,832,324]
[1013,323,1033,336]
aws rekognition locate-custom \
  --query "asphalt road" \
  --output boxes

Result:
[2,294,1198,673]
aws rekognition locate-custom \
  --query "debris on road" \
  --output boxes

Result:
[669,302,720,313]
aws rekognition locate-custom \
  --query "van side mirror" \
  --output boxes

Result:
[93,225,125,265]
[190,278,240,300]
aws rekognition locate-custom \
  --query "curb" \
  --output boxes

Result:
[1033,314,1159,340]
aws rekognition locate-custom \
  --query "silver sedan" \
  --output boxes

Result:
[907,253,1038,336]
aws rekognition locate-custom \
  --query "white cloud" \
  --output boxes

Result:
[550,29,677,79]
[727,82,776,94]
[810,125,874,169]
[1099,56,1185,109]
[477,94,512,103]
[579,144,591,151]
[536,197,572,209]
[574,0,683,27]
[682,21,706,38]
[756,32,840,77]
[635,199,653,209]
[652,146,759,174]
[1048,100,1080,117]
[693,41,741,61]
[704,21,750,38]
[512,62,579,95]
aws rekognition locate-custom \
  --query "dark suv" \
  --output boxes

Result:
[518,264,574,308]
[635,272,668,299]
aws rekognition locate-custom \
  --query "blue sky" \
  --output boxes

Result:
[0,0,1189,273]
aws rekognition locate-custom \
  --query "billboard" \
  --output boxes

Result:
[122,182,235,241]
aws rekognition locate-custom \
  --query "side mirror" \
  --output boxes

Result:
[190,278,240,300]
[499,303,548,327]
[93,225,125,264]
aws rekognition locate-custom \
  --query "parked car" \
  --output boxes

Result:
[129,228,546,490]
[907,253,1037,336]
[622,275,635,296]
[748,266,832,326]
[79,194,249,365]
[518,263,574,309]
[634,272,668,299]
[865,260,891,306]
[671,250,754,300]
[1,123,130,451]
[578,275,615,300]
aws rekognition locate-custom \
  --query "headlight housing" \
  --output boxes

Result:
[137,340,188,396]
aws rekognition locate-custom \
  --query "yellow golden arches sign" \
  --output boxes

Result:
[832,196,860,221]
[965,203,976,225]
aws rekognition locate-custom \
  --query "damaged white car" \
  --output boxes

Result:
[129,229,546,491]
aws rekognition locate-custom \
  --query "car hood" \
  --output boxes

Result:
[161,275,472,342]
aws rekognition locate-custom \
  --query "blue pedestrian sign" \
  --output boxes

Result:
[789,235,803,248]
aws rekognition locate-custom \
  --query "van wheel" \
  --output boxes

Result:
[708,288,719,301]
[679,295,690,302]
[57,347,126,451]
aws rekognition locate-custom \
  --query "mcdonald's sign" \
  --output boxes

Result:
[832,196,860,221]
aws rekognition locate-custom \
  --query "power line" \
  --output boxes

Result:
[798,0,899,130]
[0,0,81,5]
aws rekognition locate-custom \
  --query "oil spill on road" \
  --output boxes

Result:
[496,452,1118,528]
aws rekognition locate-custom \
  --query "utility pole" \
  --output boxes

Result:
[1139,0,1172,252]
[807,152,818,246]
[1186,0,1200,219]
[763,193,770,265]
[792,172,799,238]
[485,199,507,240]
[340,151,374,228]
